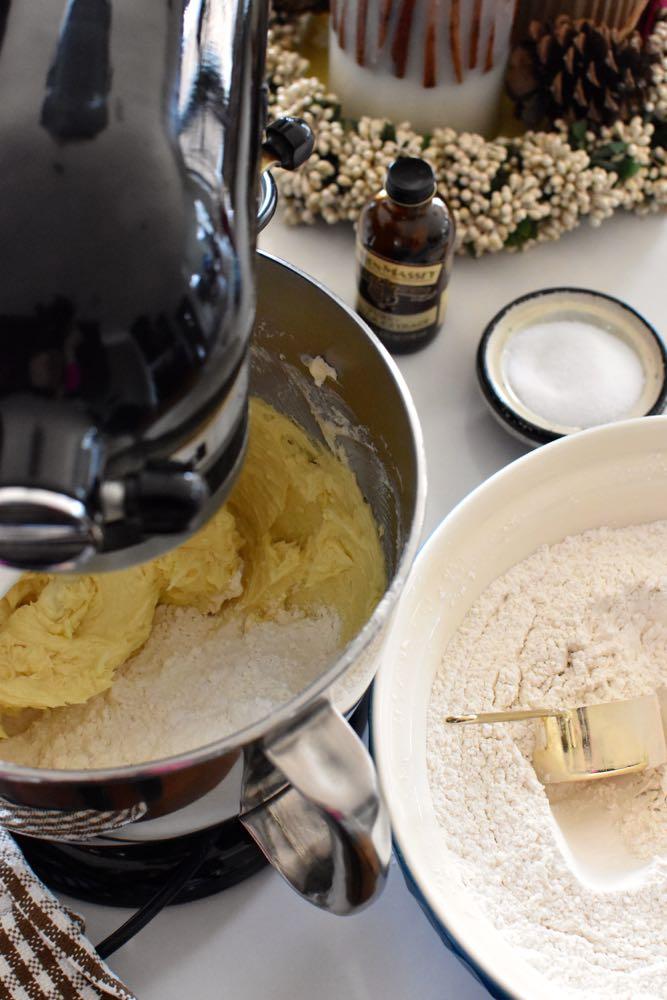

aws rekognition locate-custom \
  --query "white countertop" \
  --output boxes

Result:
[68,210,667,999]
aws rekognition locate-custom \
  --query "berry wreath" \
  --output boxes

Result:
[266,11,667,257]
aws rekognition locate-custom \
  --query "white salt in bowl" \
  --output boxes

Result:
[477,288,667,448]
[371,414,667,999]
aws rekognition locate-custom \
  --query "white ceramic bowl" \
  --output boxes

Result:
[372,415,667,999]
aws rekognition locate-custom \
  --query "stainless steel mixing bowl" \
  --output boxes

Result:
[0,252,426,915]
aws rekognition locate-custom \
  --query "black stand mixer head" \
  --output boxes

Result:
[0,0,311,573]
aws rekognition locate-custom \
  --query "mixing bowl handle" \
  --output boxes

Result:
[240,700,391,915]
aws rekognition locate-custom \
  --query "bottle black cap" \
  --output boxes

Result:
[386,157,436,205]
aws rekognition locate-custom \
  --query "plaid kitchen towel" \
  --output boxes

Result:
[0,828,136,999]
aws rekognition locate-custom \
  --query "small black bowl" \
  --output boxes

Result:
[476,287,667,448]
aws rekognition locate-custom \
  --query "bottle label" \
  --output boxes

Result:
[357,296,440,333]
[357,247,443,287]
[356,244,448,338]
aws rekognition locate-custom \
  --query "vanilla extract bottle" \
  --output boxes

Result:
[355,157,455,354]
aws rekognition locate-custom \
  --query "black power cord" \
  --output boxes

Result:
[96,827,217,960]
[90,694,370,959]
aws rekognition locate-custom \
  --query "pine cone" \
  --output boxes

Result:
[506,16,659,127]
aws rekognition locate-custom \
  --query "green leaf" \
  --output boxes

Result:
[464,242,477,258]
[505,218,538,249]
[617,156,642,181]
[380,122,397,143]
[590,156,616,171]
[421,132,432,149]
[490,167,510,192]
[568,120,587,149]
[590,140,631,173]
[651,121,667,150]
[322,101,342,120]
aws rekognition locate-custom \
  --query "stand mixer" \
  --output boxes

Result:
[0,0,427,933]
[0,0,311,573]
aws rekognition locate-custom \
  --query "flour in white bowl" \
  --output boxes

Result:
[427,520,667,999]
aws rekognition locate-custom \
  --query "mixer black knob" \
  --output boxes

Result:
[262,117,314,171]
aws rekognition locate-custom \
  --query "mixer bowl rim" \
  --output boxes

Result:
[0,250,427,785]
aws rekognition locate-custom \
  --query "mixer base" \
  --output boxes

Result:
[13,690,370,909]
[15,817,266,907]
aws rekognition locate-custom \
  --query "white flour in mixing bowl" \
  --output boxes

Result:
[427,520,667,999]
[0,606,341,769]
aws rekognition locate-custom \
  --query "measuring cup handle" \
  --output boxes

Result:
[240,700,391,915]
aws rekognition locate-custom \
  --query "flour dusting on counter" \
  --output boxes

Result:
[427,520,667,999]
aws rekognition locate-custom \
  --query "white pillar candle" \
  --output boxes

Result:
[329,0,515,135]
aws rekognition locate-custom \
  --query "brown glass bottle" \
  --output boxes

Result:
[355,157,455,354]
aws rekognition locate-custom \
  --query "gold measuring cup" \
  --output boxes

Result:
[447,689,667,784]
